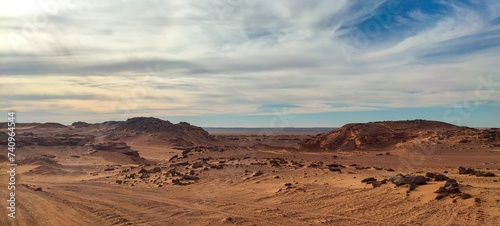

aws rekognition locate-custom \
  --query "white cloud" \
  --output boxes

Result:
[0,0,499,123]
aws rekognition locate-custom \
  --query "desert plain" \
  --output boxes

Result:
[0,117,499,225]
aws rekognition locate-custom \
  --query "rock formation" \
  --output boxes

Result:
[299,120,497,151]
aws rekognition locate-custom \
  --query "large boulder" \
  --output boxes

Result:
[389,173,430,190]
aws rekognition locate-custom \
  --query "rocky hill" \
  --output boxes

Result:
[113,117,208,136]
[106,117,214,148]
[299,120,499,151]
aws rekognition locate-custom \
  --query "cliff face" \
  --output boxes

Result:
[298,120,496,151]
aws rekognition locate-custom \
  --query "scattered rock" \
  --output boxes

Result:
[459,193,472,199]
[434,179,472,200]
[361,177,376,183]
[389,173,429,191]
[458,166,495,177]
[168,155,178,162]
[209,164,224,170]
[426,172,449,181]
[182,175,199,180]
[434,174,450,181]
[328,167,341,172]
[253,171,264,177]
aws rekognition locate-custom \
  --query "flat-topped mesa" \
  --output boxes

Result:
[299,120,481,151]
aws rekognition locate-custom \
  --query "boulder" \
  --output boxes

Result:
[389,174,429,190]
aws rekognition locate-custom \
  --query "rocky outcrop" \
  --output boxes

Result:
[114,117,209,138]
[107,117,213,148]
[389,173,430,191]
[91,142,140,158]
[434,179,472,200]
[299,120,481,151]
[37,134,95,146]
[458,166,495,177]
[72,121,91,128]
[32,123,67,129]
[12,134,94,147]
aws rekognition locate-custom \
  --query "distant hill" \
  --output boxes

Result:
[114,117,207,136]
[106,117,214,148]
[299,120,499,151]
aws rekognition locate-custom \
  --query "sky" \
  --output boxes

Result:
[0,0,499,127]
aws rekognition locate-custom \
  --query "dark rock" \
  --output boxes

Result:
[355,166,369,170]
[458,166,475,175]
[174,161,190,167]
[434,174,450,181]
[168,155,178,162]
[361,177,376,183]
[371,181,384,188]
[389,174,429,191]
[182,175,199,180]
[475,171,495,177]
[209,164,224,169]
[308,162,323,168]
[426,172,436,178]
[460,193,472,199]
[138,168,147,174]
[253,171,264,177]
[270,158,287,167]
[172,179,181,185]
[192,161,204,169]
[458,166,495,177]
[328,167,341,172]
[72,121,90,128]
[151,167,161,173]
[435,179,461,196]
[327,163,345,168]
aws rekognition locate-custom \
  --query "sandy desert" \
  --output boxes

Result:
[0,117,499,225]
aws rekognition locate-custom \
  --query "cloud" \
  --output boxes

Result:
[0,0,499,125]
